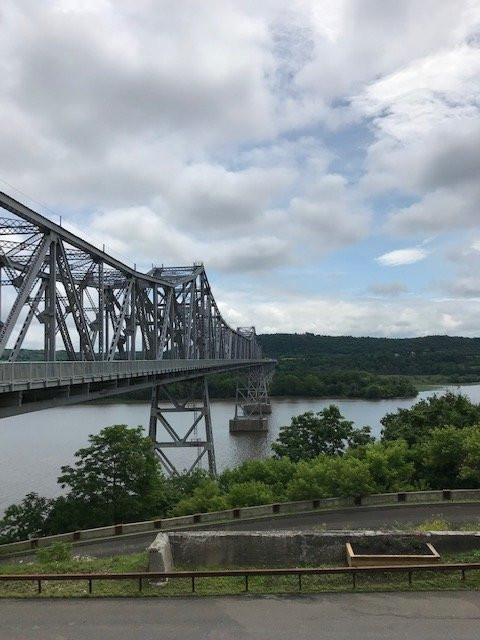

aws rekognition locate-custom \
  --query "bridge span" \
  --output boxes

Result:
[0,192,274,474]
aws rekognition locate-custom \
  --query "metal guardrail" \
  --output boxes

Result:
[0,358,267,387]
[1,563,480,595]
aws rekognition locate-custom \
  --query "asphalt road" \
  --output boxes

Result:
[66,501,480,559]
[1,592,480,639]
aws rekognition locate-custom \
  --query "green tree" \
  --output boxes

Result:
[286,456,374,500]
[0,492,54,543]
[420,426,466,489]
[347,440,415,492]
[460,425,480,486]
[381,392,480,445]
[219,457,296,499]
[163,469,210,515]
[227,481,275,507]
[171,478,228,516]
[58,425,165,526]
[272,406,373,462]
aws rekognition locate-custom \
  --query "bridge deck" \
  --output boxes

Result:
[0,358,272,418]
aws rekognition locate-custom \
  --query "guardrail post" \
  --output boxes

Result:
[88,578,92,594]
[37,579,42,594]
[245,574,249,592]
[443,489,451,500]
[298,573,302,591]
[352,571,356,589]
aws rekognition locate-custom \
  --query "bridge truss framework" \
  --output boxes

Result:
[0,192,274,474]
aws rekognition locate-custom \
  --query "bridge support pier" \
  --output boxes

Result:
[229,365,274,432]
[149,377,217,477]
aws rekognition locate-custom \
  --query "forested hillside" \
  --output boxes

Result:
[258,334,480,382]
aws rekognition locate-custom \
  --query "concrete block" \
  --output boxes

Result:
[317,496,354,508]
[161,515,195,529]
[82,526,116,540]
[278,500,313,514]
[238,504,274,518]
[450,489,480,501]
[229,417,268,432]
[405,491,442,503]
[148,533,174,581]
[36,532,73,547]
[196,509,233,523]
[122,521,155,534]
[362,493,397,506]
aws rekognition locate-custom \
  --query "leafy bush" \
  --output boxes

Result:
[36,542,72,564]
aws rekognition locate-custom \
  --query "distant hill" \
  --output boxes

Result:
[257,334,480,381]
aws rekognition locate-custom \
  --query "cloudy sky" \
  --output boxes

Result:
[1,0,480,337]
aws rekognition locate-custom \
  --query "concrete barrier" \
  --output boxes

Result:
[168,530,480,568]
[148,533,173,579]
[122,521,156,535]
[450,489,480,500]
[1,488,479,556]
[404,490,443,503]
[362,493,398,506]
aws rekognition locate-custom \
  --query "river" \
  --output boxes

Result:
[2,384,480,514]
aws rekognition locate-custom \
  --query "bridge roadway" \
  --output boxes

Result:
[0,358,270,417]
[2,592,480,639]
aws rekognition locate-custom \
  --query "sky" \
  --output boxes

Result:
[1,0,480,338]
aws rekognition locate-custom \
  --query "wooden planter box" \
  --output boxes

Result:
[346,542,440,567]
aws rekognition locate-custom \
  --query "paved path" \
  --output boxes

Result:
[1,592,480,639]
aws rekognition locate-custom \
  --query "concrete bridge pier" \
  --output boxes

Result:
[229,365,273,432]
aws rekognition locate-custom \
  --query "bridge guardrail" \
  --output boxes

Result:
[0,358,267,388]
[1,488,480,556]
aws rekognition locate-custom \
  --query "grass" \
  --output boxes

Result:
[1,547,480,598]
[386,518,480,533]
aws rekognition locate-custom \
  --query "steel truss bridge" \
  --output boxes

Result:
[0,192,274,475]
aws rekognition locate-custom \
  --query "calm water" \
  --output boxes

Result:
[1,384,480,514]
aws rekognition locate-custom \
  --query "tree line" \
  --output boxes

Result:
[258,333,480,381]
[2,391,480,544]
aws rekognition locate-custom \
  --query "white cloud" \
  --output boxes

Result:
[216,288,480,338]
[376,248,428,267]
[0,0,480,339]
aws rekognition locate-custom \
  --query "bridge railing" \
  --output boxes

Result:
[0,358,268,387]
[1,562,480,595]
